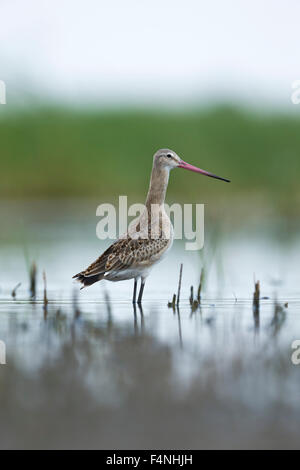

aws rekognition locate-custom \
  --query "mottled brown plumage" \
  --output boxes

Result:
[73,236,170,286]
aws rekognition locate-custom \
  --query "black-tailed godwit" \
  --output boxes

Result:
[73,149,230,304]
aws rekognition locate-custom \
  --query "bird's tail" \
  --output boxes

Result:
[72,271,104,289]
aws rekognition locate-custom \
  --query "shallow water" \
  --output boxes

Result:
[0,203,300,449]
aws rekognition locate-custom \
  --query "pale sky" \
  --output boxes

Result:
[1,0,300,108]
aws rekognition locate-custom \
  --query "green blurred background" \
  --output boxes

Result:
[0,106,299,216]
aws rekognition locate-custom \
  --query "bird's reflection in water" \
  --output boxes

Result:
[133,303,144,336]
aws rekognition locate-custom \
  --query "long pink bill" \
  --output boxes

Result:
[178,160,230,183]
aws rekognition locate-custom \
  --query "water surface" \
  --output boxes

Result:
[0,204,299,449]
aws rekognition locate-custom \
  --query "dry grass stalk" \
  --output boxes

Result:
[30,262,37,298]
[11,282,21,300]
[253,280,260,313]
[197,268,204,303]
[176,264,183,307]
[168,294,176,310]
[189,286,194,305]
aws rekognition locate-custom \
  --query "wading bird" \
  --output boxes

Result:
[73,149,230,304]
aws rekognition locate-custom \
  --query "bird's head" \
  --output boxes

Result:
[153,148,230,183]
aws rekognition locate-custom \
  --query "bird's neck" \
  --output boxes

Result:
[145,165,169,208]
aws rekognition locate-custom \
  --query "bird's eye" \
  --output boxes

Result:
[167,153,172,158]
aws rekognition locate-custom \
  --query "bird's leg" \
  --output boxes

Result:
[137,278,146,305]
[132,278,138,304]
